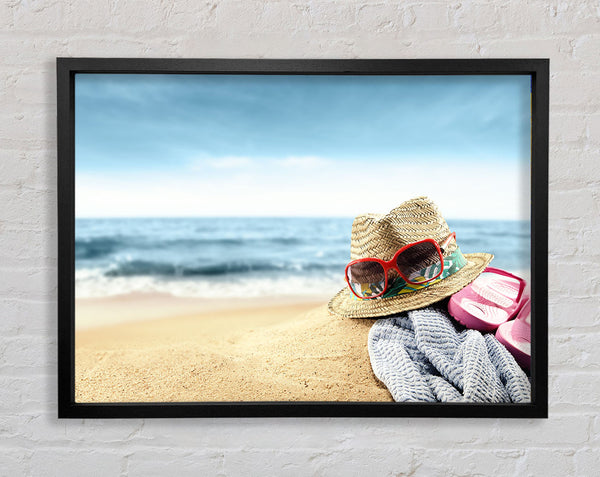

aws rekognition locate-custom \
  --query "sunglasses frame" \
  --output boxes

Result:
[345,232,456,300]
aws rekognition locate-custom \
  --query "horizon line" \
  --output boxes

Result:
[75,215,530,222]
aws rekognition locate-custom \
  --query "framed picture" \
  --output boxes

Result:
[57,58,548,418]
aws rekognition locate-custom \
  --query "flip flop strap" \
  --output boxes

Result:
[483,267,526,303]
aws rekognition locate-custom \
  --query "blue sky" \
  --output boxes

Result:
[75,73,531,219]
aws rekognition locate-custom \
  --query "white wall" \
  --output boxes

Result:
[1,1,599,475]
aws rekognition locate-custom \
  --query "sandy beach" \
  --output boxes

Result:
[75,294,393,402]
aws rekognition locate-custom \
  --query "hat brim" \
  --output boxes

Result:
[328,253,494,319]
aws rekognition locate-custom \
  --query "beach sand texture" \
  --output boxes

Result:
[75,295,393,402]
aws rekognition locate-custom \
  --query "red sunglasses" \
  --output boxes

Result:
[345,232,456,299]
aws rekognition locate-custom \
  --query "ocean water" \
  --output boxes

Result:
[75,217,530,299]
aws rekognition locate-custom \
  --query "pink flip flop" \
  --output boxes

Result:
[496,298,531,370]
[447,267,527,333]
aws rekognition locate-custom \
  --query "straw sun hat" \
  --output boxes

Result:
[328,196,493,319]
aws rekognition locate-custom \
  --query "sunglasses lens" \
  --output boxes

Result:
[347,261,386,298]
[396,241,442,284]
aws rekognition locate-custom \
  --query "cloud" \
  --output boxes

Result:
[76,156,530,221]
[189,155,332,172]
[190,156,254,170]
[277,156,331,169]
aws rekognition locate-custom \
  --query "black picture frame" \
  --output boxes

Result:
[57,58,548,419]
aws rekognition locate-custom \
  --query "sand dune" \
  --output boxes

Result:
[75,295,393,402]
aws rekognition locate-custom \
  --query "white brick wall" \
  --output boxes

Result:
[1,1,598,475]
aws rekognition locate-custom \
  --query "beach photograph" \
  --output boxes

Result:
[74,73,532,403]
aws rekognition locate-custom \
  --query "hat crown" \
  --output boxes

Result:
[349,196,453,261]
